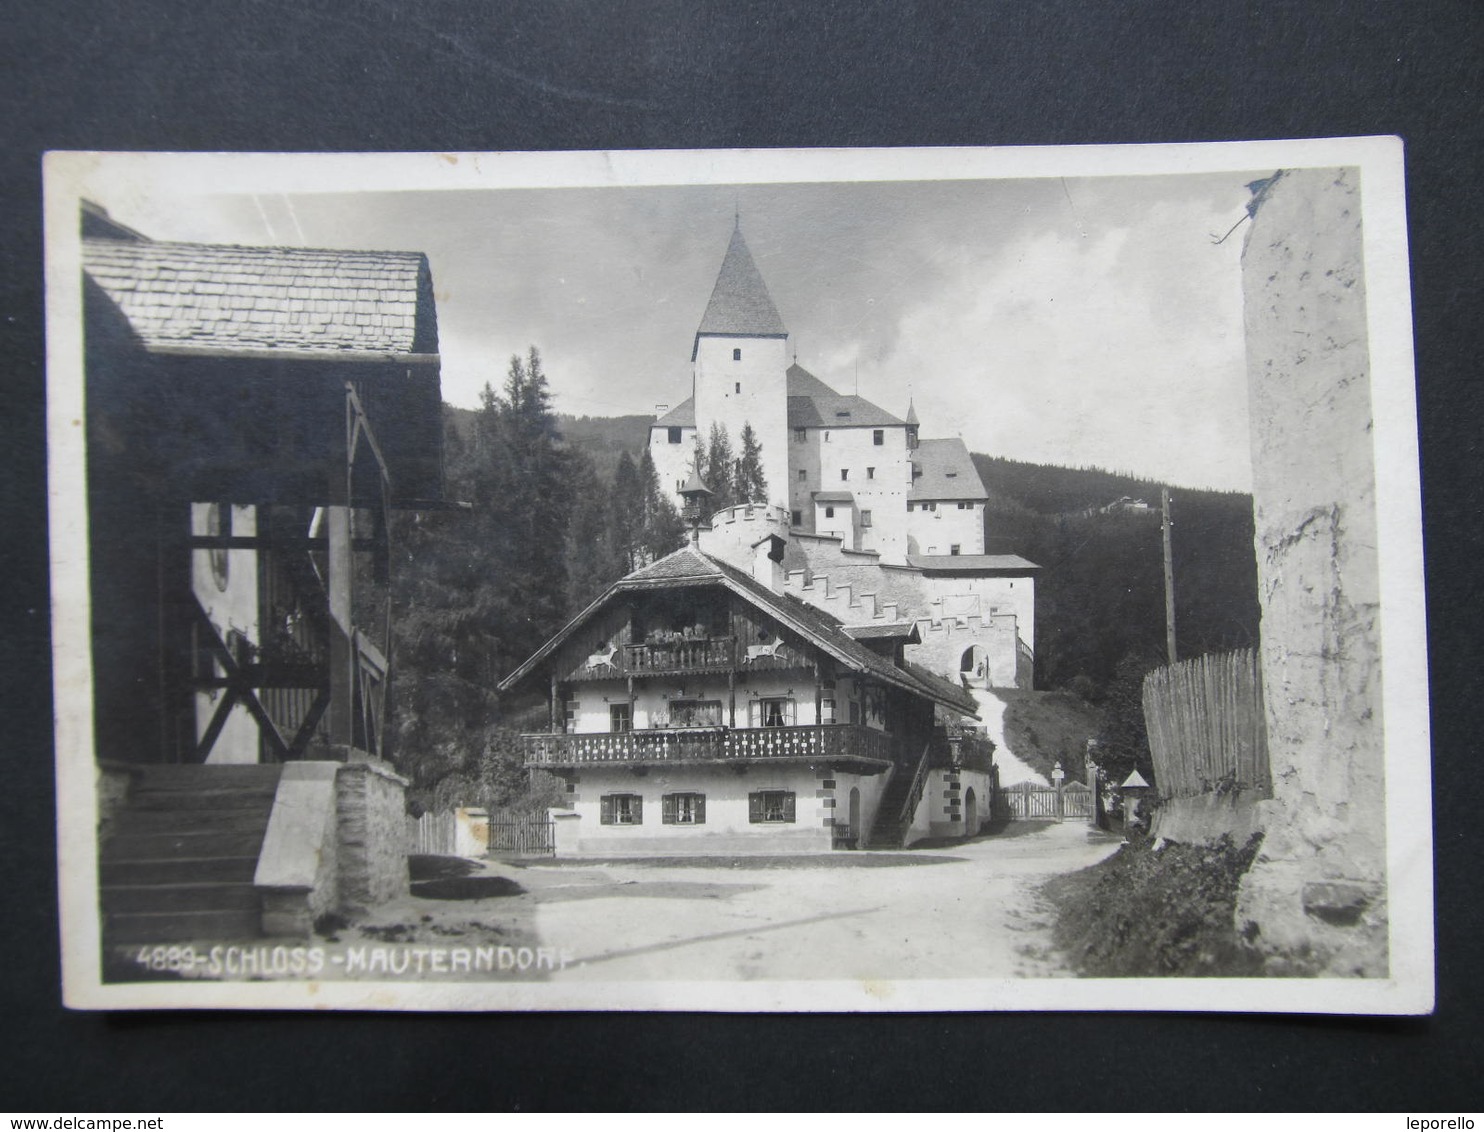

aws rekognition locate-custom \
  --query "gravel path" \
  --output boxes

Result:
[486,820,1121,983]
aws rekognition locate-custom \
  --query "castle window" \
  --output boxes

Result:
[733,348,742,361]
[790,510,802,526]
[798,469,806,482]
[794,428,806,442]
[735,382,741,394]
[825,506,835,519]
[667,427,682,444]
[950,545,961,556]
[600,794,643,825]
[866,467,875,480]
[609,703,632,732]
[873,430,884,445]
[861,510,872,528]
[840,469,849,481]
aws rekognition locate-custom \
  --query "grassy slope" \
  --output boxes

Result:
[995,690,1103,784]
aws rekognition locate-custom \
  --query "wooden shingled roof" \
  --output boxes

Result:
[82,238,438,357]
[500,544,979,719]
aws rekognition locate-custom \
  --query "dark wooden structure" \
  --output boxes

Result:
[82,212,444,766]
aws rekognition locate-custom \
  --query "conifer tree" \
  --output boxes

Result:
[638,448,685,563]
[734,421,768,504]
[566,450,625,611]
[611,450,643,571]
[703,422,737,511]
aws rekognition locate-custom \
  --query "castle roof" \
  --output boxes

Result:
[652,397,695,428]
[909,438,989,501]
[83,237,437,357]
[500,544,978,718]
[906,554,1040,574]
[785,363,907,429]
[692,227,787,359]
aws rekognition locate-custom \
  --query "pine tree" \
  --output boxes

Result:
[611,450,644,571]
[638,448,685,563]
[734,421,768,504]
[388,346,577,811]
[703,422,737,511]
[566,450,625,609]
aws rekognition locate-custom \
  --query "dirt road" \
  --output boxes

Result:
[486,821,1121,982]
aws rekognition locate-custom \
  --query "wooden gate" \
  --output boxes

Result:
[1002,780,1094,821]
[486,816,556,857]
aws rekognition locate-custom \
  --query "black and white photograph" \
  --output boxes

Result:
[45,141,1431,1012]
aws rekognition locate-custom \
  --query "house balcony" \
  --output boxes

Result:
[578,636,807,680]
[522,723,896,772]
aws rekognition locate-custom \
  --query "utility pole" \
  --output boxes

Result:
[1161,486,1177,665]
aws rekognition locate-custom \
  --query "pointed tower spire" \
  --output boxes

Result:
[905,398,920,426]
[693,226,788,361]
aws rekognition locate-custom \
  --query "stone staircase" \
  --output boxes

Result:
[100,764,282,945]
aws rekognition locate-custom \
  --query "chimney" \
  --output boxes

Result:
[752,534,786,592]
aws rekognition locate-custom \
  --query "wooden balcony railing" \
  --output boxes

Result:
[576,635,806,679]
[522,723,895,769]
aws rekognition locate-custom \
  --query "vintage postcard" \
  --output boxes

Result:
[45,141,1432,1012]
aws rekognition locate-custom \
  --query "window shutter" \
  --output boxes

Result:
[782,792,796,823]
[662,794,677,825]
[786,699,796,725]
[694,794,706,825]
[600,795,614,825]
[748,700,760,728]
[632,795,643,825]
[748,792,763,824]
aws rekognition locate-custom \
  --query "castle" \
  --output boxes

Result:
[646,225,1038,690]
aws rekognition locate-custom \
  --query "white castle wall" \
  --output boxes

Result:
[794,424,912,562]
[906,499,985,556]
[649,421,696,500]
[694,336,791,510]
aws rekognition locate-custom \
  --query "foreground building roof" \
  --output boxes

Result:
[82,237,438,357]
[501,544,979,718]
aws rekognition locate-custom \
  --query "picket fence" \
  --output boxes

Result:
[1141,648,1271,799]
[408,810,456,855]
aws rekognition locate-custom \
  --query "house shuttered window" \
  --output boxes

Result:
[749,790,796,824]
[662,793,706,825]
[600,794,643,825]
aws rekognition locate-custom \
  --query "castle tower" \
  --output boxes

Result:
[691,224,791,512]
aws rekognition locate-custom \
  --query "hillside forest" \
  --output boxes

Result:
[386,350,1259,810]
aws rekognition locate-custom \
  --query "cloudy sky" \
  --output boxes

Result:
[85,165,1261,491]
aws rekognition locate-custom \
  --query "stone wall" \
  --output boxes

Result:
[1236,167,1388,976]
[334,759,411,913]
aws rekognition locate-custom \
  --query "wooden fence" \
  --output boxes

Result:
[999,780,1095,821]
[408,810,456,855]
[408,809,555,857]
[1142,648,1271,799]
[486,816,555,857]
